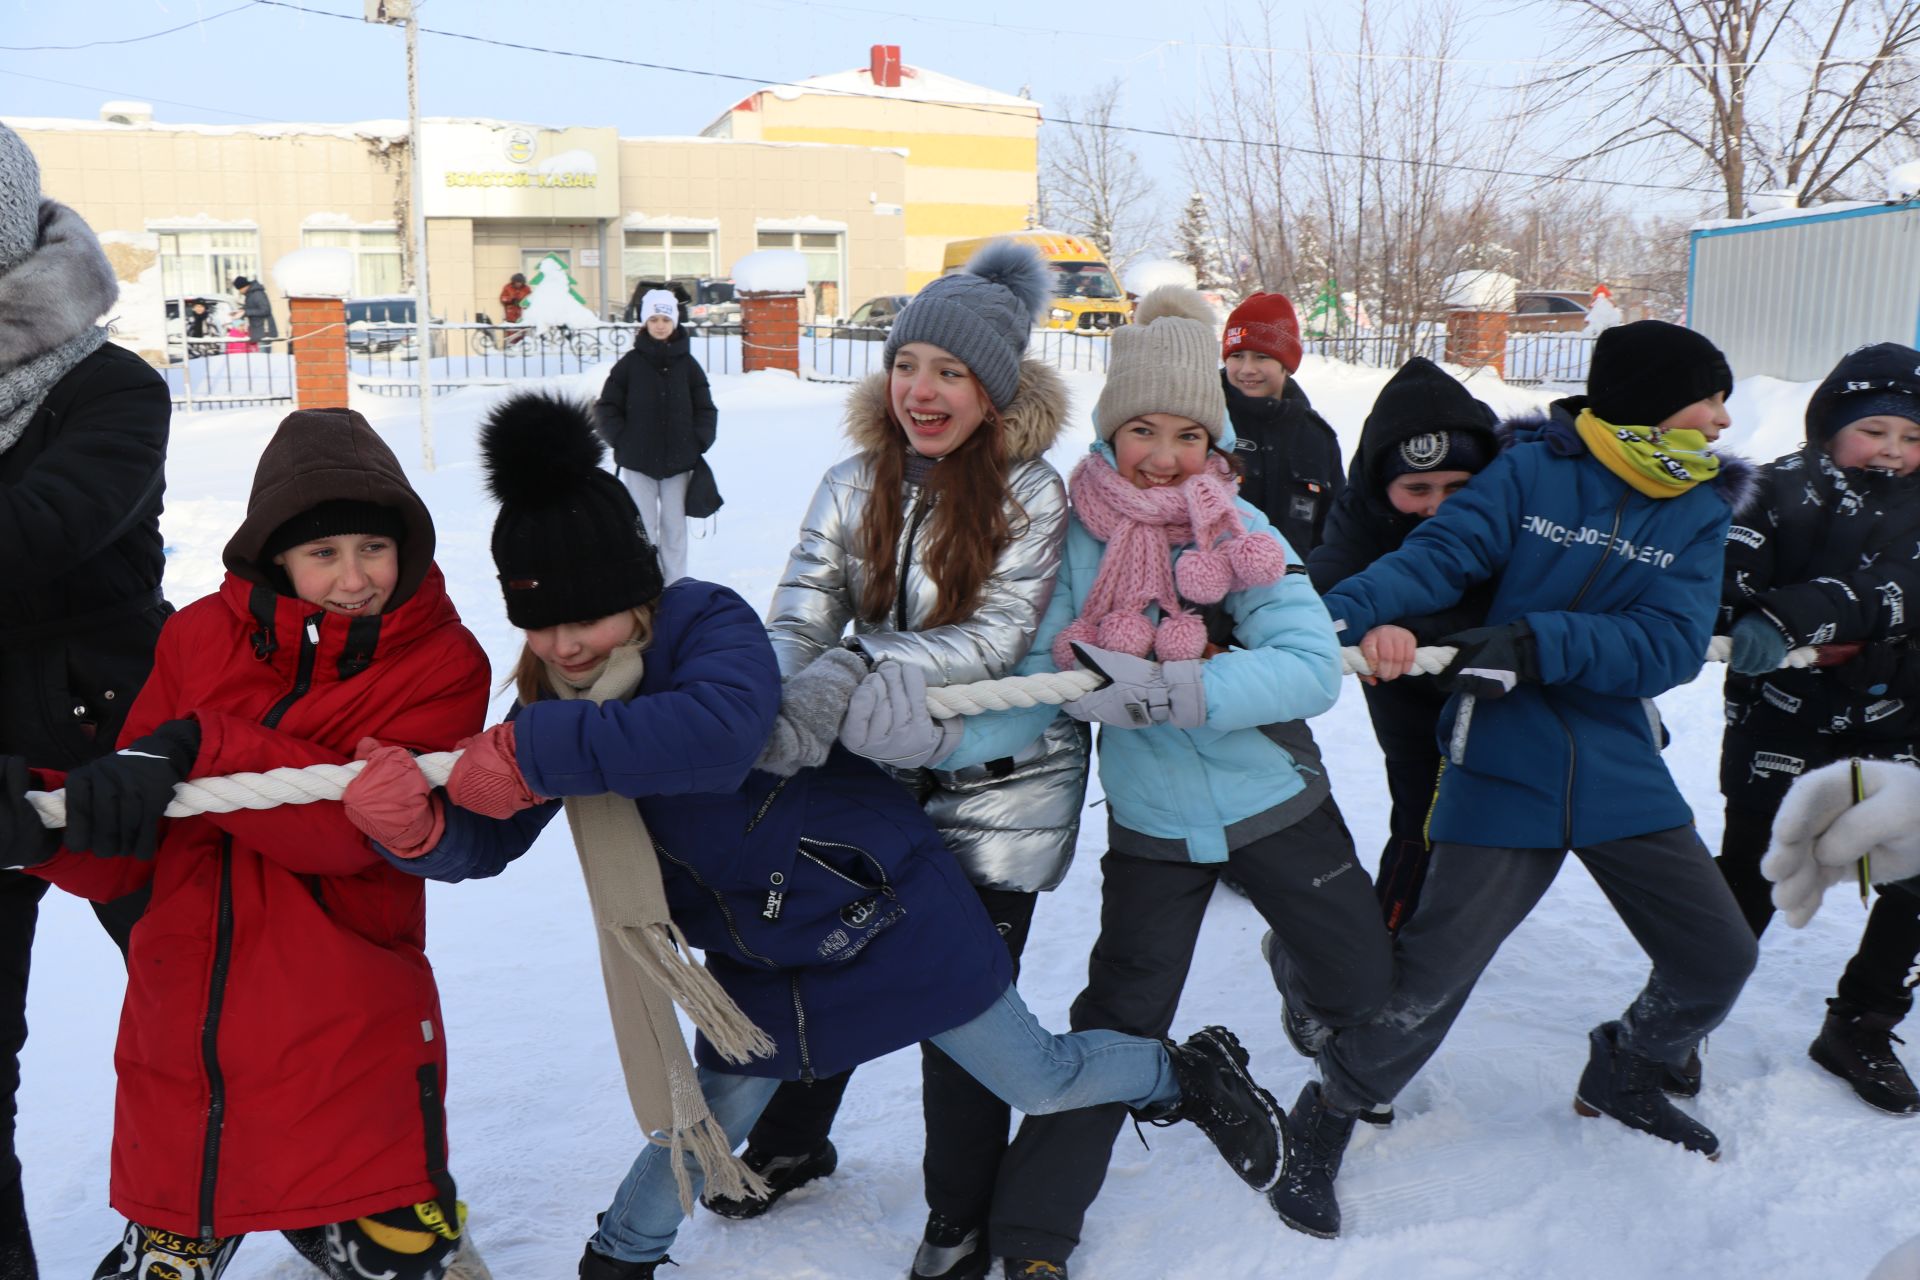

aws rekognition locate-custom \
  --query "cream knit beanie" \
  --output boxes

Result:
[1092,287,1225,442]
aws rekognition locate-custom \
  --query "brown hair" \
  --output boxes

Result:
[508,606,655,705]
[856,378,1017,629]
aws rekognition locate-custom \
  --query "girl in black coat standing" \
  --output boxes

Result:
[1306,357,1497,933]
[593,290,719,582]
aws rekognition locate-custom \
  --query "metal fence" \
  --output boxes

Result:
[164,347,296,409]
[347,322,746,395]
[1300,330,1595,387]
[1300,333,1447,369]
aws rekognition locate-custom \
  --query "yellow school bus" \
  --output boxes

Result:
[941,230,1131,333]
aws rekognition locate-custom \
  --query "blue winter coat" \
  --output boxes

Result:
[1319,404,1748,849]
[945,437,1345,863]
[389,579,1011,1080]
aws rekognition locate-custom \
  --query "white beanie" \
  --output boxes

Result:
[641,289,678,323]
[1092,287,1226,442]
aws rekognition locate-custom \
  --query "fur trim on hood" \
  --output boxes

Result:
[0,201,118,373]
[1502,404,1760,516]
[845,356,1070,465]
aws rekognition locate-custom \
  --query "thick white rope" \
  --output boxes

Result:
[17,634,1818,825]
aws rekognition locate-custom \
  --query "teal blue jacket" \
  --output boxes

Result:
[945,442,1345,862]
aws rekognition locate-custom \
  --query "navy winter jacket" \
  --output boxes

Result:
[1320,402,1750,849]
[388,579,1011,1080]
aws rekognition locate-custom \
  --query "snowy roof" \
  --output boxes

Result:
[1690,199,1917,232]
[702,63,1039,134]
[3,115,410,141]
[618,134,906,156]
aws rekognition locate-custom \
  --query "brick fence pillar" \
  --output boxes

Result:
[740,290,802,374]
[289,295,349,409]
[1445,308,1508,377]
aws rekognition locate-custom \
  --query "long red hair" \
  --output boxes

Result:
[857,376,1020,629]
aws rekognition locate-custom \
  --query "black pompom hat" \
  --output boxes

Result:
[479,391,664,629]
[1586,320,1733,429]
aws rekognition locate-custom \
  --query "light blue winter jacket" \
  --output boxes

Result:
[944,439,1344,862]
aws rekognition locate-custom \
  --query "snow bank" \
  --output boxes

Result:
[732,249,807,294]
[1581,293,1623,337]
[1888,160,1920,200]
[271,248,355,299]
[1122,258,1198,296]
[1442,269,1517,312]
[518,255,601,329]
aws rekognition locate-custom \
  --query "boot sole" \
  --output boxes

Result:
[1808,1039,1920,1116]
[702,1147,840,1220]
[1194,1027,1290,1193]
[1572,1097,1720,1161]
[1270,1203,1340,1241]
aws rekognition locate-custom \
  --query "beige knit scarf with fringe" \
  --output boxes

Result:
[549,642,776,1211]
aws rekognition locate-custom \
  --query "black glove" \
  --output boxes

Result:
[0,757,57,869]
[64,719,201,860]
[1437,621,1539,700]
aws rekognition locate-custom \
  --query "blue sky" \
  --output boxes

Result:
[0,0,1680,230]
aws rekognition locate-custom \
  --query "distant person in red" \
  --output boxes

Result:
[500,273,531,323]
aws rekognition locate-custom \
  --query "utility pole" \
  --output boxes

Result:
[367,0,434,468]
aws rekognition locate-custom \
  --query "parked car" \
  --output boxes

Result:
[164,296,234,360]
[346,296,443,356]
[1511,290,1590,333]
[846,294,911,337]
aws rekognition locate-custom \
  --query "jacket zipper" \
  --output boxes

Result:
[199,612,321,1237]
[896,490,932,627]
[653,841,779,968]
[1557,496,1626,848]
[790,975,814,1082]
[797,836,894,895]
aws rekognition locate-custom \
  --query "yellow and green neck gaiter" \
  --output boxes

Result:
[1574,408,1720,499]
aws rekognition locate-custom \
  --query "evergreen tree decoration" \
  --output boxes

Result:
[527,254,589,309]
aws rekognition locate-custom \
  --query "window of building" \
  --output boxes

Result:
[756,230,846,318]
[154,228,260,303]
[301,227,405,296]
[623,229,716,299]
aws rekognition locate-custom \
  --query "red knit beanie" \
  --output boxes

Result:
[1221,292,1303,373]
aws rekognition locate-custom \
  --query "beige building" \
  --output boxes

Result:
[6,106,909,360]
[703,45,1041,290]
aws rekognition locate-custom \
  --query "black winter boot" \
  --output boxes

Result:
[1809,1002,1920,1115]
[700,1140,837,1220]
[910,1213,989,1280]
[1003,1261,1068,1279]
[1573,1022,1719,1158]
[1155,1026,1286,1191]
[1266,1080,1357,1239]
[1661,1045,1703,1098]
[578,1245,675,1279]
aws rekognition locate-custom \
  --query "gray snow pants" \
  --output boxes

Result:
[1319,825,1759,1117]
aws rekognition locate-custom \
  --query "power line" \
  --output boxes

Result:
[0,67,279,122]
[0,1,257,52]
[250,0,1732,196]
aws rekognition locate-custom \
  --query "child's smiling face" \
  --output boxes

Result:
[527,612,642,682]
[1829,414,1920,477]
[1655,391,1730,441]
[274,534,399,617]
[1224,350,1289,398]
[889,342,992,459]
[1113,414,1211,489]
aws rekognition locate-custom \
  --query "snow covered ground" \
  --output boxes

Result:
[17,355,1917,1278]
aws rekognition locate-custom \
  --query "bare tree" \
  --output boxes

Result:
[1038,79,1159,270]
[1543,0,1920,217]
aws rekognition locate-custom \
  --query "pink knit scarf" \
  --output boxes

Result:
[1053,452,1287,668]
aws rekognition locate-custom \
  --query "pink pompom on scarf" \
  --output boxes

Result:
[1052,452,1287,668]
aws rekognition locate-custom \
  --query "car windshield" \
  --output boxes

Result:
[347,300,414,325]
[1049,262,1122,301]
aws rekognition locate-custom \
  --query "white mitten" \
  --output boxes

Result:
[1763,759,1920,927]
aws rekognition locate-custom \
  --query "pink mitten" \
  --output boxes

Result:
[343,739,444,858]
[445,722,543,819]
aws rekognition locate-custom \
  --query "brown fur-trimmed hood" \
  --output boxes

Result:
[845,357,1070,464]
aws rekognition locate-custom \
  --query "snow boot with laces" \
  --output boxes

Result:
[1809,1001,1920,1115]
[910,1212,989,1280]
[700,1139,838,1220]
[578,1246,676,1279]
[1147,1025,1286,1191]
[1266,1080,1357,1239]
[1004,1261,1068,1278]
[1573,1021,1719,1158]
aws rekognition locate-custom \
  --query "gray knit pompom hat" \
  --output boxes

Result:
[0,125,41,276]
[883,238,1049,409]
[1093,286,1226,442]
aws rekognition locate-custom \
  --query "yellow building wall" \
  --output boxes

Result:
[728,90,1039,290]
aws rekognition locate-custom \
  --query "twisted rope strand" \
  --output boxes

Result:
[19,635,1805,825]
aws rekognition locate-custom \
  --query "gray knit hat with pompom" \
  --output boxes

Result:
[1093,286,1226,442]
[0,125,41,276]
[883,239,1049,409]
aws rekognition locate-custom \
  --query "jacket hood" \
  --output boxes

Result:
[1804,342,1920,447]
[0,200,118,373]
[1528,398,1759,515]
[846,356,1070,465]
[636,326,689,360]
[222,407,437,607]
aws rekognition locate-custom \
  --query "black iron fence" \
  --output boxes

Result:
[348,323,744,395]
[1301,330,1595,387]
[163,346,295,409]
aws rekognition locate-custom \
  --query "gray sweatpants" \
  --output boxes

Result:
[1319,825,1759,1116]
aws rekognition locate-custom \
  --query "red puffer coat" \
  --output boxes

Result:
[29,564,488,1238]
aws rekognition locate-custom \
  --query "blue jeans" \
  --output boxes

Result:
[591,983,1179,1263]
